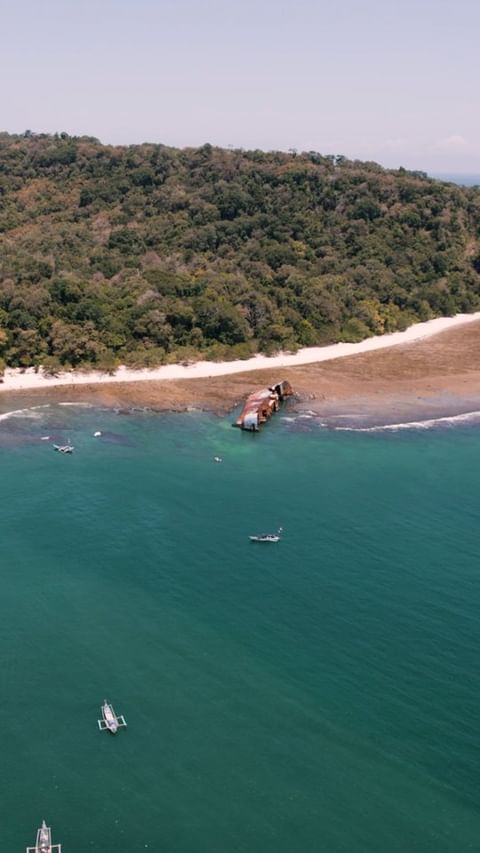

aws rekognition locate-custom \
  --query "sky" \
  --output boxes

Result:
[1,0,479,173]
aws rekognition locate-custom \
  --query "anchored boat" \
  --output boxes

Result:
[53,444,74,454]
[249,527,283,543]
[26,819,61,853]
[98,699,127,734]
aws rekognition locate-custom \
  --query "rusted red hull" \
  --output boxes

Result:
[234,380,293,431]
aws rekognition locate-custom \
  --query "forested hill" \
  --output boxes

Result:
[1,131,480,371]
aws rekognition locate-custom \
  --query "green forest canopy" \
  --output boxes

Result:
[1,131,480,371]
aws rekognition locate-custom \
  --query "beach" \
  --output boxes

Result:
[2,312,480,428]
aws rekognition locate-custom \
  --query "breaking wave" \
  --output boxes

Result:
[0,404,51,423]
[335,410,480,432]
[57,402,94,408]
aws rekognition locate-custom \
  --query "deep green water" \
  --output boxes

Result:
[2,403,480,852]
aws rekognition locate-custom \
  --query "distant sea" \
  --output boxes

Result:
[2,401,480,852]
[430,173,480,187]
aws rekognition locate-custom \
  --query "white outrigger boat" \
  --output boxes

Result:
[26,819,61,853]
[98,699,127,734]
[249,527,283,543]
[53,444,74,454]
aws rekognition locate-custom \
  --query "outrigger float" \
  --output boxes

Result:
[26,819,61,853]
[98,699,127,734]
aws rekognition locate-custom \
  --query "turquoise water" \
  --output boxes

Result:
[2,403,480,852]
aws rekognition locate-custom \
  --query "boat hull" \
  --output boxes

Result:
[249,536,280,543]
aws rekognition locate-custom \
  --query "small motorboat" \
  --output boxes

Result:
[53,444,74,454]
[214,456,223,463]
[93,431,102,437]
[249,527,283,543]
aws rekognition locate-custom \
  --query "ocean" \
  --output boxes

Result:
[429,173,480,187]
[1,401,480,852]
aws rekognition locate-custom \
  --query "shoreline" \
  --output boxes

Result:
[1,313,480,431]
[2,311,480,394]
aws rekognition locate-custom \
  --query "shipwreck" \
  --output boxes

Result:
[234,380,293,431]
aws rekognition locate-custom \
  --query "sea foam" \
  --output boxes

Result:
[334,410,480,432]
[0,404,50,423]
[57,402,94,407]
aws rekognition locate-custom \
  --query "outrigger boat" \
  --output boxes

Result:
[249,527,283,543]
[98,699,127,734]
[53,444,74,454]
[26,819,61,853]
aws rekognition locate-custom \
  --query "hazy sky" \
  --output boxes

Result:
[1,0,479,172]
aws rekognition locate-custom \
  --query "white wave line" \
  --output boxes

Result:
[0,404,50,422]
[334,410,480,432]
[57,402,94,407]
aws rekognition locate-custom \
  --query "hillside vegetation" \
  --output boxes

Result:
[1,131,480,371]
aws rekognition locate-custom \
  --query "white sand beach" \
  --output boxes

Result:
[2,310,480,394]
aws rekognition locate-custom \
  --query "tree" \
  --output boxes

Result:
[49,320,102,365]
[0,132,478,368]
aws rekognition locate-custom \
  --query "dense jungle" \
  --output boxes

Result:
[1,131,479,371]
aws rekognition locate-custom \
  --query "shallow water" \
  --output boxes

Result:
[1,403,480,851]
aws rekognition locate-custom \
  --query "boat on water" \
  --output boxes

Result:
[98,699,127,734]
[37,820,51,853]
[249,527,283,543]
[53,444,74,454]
[26,819,61,852]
